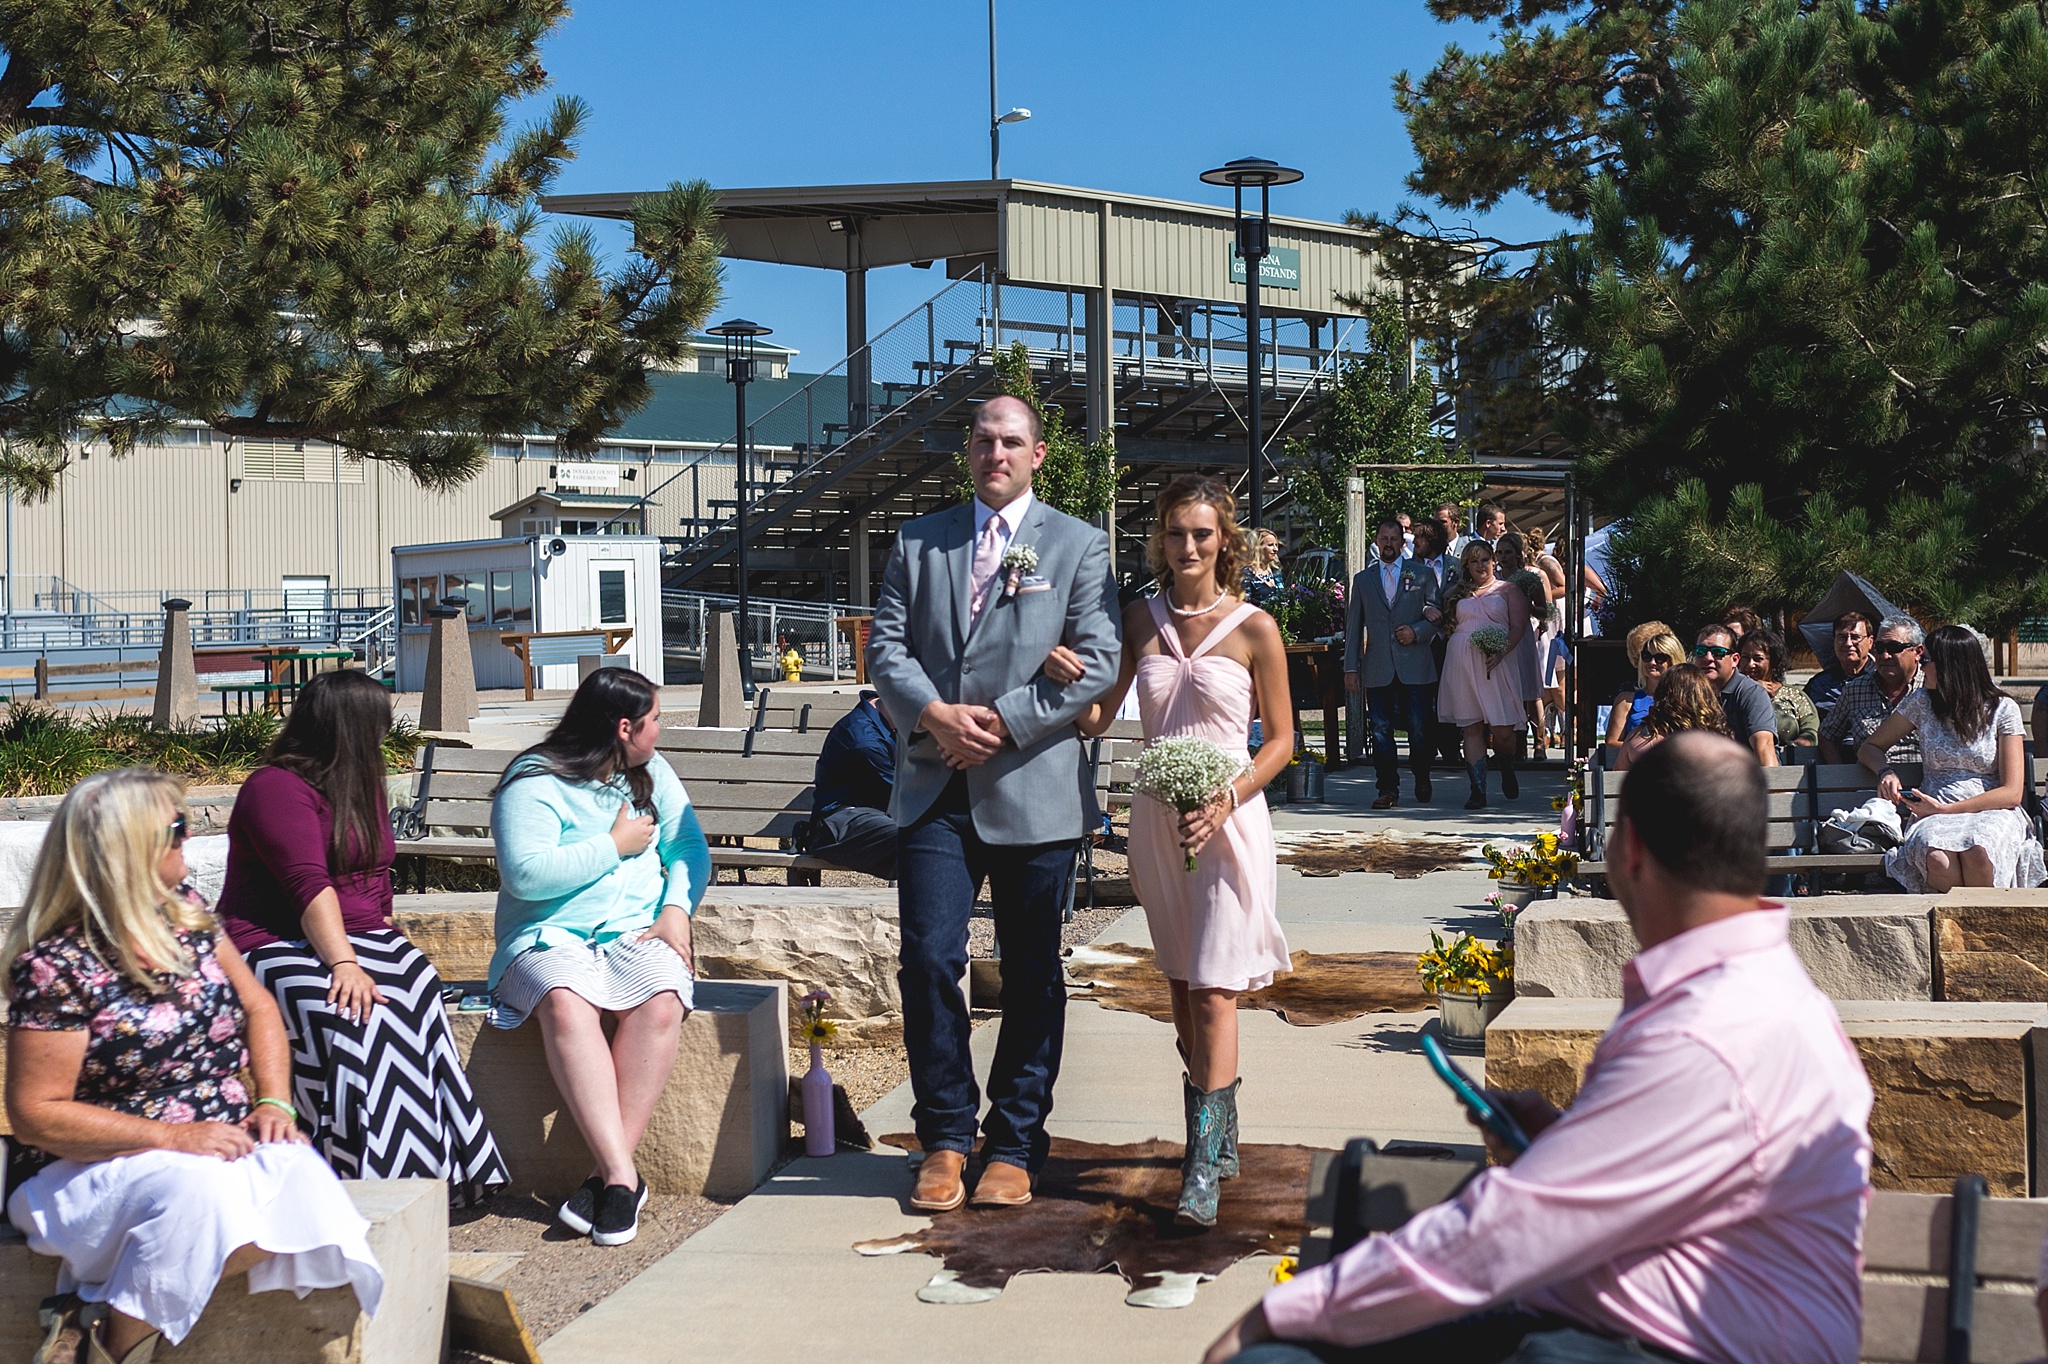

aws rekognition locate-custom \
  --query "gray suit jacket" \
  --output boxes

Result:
[866,497,1121,845]
[1345,557,1441,688]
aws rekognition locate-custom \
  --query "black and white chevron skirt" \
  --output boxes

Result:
[246,928,510,1207]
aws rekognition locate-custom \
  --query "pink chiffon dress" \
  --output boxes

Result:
[1437,586,1528,727]
[1129,598,1291,993]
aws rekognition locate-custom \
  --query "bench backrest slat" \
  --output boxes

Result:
[750,688,867,733]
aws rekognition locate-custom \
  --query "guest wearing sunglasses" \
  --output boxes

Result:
[1691,624,1778,765]
[1820,617,1923,767]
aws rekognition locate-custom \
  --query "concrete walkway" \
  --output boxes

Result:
[540,764,1567,1364]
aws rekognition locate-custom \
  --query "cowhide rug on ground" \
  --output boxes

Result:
[856,1135,1312,1308]
[1272,829,1476,878]
[1066,944,1433,1026]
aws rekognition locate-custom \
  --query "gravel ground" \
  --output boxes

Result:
[448,1188,735,1346]
[455,834,1134,1347]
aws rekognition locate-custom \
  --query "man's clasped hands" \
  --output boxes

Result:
[920,699,1011,770]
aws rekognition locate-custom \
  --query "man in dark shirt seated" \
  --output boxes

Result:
[800,691,898,880]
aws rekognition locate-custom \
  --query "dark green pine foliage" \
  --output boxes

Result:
[1394,0,2048,631]
[1275,300,1472,550]
[0,0,724,496]
[1555,0,2048,631]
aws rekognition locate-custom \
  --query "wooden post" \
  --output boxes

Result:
[33,656,48,700]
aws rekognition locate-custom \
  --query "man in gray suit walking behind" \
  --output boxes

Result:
[867,394,1121,1213]
[1345,514,1443,809]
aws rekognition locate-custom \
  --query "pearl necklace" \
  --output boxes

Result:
[1167,590,1228,618]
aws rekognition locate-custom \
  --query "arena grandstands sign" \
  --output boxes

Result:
[1228,245,1301,290]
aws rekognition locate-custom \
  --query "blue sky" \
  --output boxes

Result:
[525,1,1566,368]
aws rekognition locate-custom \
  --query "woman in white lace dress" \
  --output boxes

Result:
[1856,625,2045,892]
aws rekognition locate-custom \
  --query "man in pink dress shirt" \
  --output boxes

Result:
[1205,732,1874,1364]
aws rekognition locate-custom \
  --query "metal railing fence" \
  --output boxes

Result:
[663,590,858,680]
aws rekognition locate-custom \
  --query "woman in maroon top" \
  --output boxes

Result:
[217,669,507,1204]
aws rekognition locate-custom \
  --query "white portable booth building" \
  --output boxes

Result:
[391,533,665,693]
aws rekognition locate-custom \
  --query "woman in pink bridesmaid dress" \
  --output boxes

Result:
[1041,475,1293,1229]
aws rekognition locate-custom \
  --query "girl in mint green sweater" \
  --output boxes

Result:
[488,668,710,1246]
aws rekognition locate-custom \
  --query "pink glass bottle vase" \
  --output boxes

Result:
[802,1042,836,1157]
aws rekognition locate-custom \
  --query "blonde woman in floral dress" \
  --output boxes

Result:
[1041,475,1294,1229]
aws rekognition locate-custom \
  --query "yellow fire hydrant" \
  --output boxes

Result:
[779,647,804,682]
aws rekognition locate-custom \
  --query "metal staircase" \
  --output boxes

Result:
[665,357,998,591]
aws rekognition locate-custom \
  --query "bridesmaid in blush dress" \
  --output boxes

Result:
[1041,474,1294,1229]
[1435,540,1531,808]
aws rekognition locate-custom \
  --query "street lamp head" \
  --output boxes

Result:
[707,317,772,384]
[996,107,1031,125]
[1199,157,1304,189]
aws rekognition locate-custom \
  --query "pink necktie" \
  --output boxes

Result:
[969,514,1006,624]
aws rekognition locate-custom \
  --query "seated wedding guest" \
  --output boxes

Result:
[5,769,383,1364]
[1602,624,1684,760]
[1693,624,1778,765]
[1805,610,1877,717]
[489,667,711,1247]
[1613,664,1732,771]
[800,691,898,880]
[1719,605,1763,644]
[1820,616,1922,766]
[218,669,508,1204]
[1206,732,1874,1364]
[1857,624,2044,892]
[1737,626,1818,752]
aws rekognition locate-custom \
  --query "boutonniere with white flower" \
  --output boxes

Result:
[1399,572,1416,594]
[1000,543,1039,600]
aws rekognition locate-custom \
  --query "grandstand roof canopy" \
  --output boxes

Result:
[544,178,1389,316]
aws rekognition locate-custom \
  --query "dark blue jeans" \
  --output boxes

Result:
[1228,1310,1699,1364]
[1367,681,1433,797]
[897,775,1078,1172]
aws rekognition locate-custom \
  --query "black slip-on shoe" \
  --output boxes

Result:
[556,1174,604,1236]
[592,1179,650,1247]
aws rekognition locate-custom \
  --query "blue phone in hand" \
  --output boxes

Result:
[1421,1032,1532,1156]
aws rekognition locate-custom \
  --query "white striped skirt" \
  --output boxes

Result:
[489,934,694,1029]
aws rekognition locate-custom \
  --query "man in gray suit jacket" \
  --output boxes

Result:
[867,394,1120,1214]
[1345,514,1443,808]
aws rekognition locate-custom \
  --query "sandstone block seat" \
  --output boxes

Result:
[1513,897,1938,1001]
[1487,997,2048,1195]
[446,979,787,1200]
[0,1179,447,1364]
[392,887,904,1040]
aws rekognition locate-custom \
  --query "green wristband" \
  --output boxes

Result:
[255,1096,298,1123]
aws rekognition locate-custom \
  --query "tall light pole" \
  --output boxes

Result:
[1200,157,1303,531]
[988,0,1030,178]
[709,318,771,700]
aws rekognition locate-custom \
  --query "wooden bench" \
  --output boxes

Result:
[212,679,289,715]
[1578,751,2048,889]
[1301,1152,2048,1362]
[391,728,837,888]
[497,628,633,701]
[748,686,868,733]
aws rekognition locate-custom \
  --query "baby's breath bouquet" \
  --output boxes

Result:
[1470,625,1510,672]
[1134,736,1246,871]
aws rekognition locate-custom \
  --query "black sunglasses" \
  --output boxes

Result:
[166,815,188,846]
[1872,640,1919,657]
[1691,644,1732,660]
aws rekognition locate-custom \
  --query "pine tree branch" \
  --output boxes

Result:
[0,54,46,124]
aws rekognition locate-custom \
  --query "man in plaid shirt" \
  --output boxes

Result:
[1819,616,1922,765]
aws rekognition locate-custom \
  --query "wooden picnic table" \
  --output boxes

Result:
[250,646,356,710]
[1285,641,1344,767]
[498,629,634,701]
